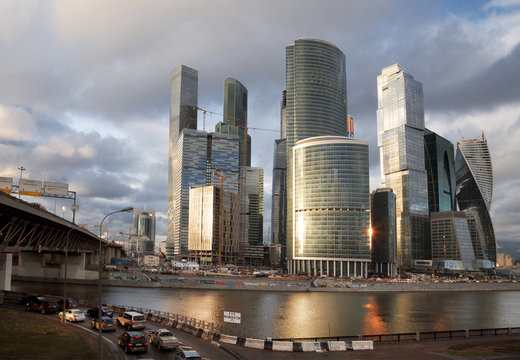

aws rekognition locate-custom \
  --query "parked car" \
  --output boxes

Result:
[19,295,42,305]
[117,311,146,330]
[25,296,59,314]
[91,316,117,332]
[59,309,86,322]
[57,298,78,310]
[87,306,114,318]
[174,347,202,360]
[148,328,181,351]
[118,331,148,354]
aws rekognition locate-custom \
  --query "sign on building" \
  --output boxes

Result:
[19,179,42,196]
[0,177,13,194]
[223,311,241,324]
[43,181,69,196]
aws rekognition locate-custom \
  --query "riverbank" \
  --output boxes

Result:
[12,274,520,292]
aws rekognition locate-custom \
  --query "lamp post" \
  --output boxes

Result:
[98,206,133,360]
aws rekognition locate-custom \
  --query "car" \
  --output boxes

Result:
[91,316,117,332]
[25,296,59,314]
[117,311,146,330]
[57,298,78,310]
[59,309,86,322]
[87,306,114,318]
[148,328,181,351]
[118,331,148,354]
[174,347,202,360]
[19,295,42,305]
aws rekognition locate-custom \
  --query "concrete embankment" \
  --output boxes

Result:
[12,275,520,292]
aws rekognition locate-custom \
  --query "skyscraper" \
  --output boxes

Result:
[424,128,456,213]
[271,138,286,259]
[289,136,370,277]
[173,129,239,257]
[215,78,251,167]
[371,188,397,277]
[455,133,496,264]
[377,64,429,268]
[285,39,348,274]
[132,210,156,256]
[168,65,198,259]
[244,167,264,265]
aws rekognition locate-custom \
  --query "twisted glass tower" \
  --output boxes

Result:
[455,134,496,264]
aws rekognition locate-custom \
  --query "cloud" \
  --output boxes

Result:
[0,106,37,142]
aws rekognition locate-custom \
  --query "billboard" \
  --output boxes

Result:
[0,177,13,194]
[43,181,69,196]
[19,179,42,196]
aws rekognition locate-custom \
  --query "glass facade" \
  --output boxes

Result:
[132,210,156,255]
[431,211,476,270]
[168,65,198,259]
[424,128,456,213]
[455,134,496,264]
[271,139,287,260]
[174,129,239,257]
[188,186,240,265]
[370,188,397,277]
[377,64,429,268]
[244,167,264,264]
[285,39,349,275]
[289,136,370,277]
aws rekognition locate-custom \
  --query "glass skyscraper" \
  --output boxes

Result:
[244,167,264,265]
[168,65,198,259]
[424,128,456,213]
[174,129,239,257]
[289,136,370,277]
[271,138,286,260]
[377,64,429,268]
[370,188,397,277]
[132,210,156,256]
[455,134,496,264]
[285,39,349,275]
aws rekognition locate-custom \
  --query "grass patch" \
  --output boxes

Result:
[447,340,520,356]
[0,307,101,359]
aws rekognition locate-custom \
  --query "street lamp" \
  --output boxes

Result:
[97,206,133,360]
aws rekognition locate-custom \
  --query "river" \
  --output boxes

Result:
[12,281,520,339]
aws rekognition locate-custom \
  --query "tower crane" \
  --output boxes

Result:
[193,106,221,132]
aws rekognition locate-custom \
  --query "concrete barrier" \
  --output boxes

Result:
[220,335,238,344]
[245,338,265,349]
[301,342,320,352]
[328,341,347,351]
[351,340,373,350]
[272,341,294,351]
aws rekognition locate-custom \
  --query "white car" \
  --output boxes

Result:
[59,309,86,322]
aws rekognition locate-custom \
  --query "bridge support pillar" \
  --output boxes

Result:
[0,253,13,291]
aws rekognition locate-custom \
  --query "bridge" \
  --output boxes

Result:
[0,191,125,290]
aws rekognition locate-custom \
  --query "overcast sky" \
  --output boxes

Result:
[1,0,519,249]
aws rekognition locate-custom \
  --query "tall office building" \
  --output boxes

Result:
[215,78,251,167]
[371,188,397,277]
[424,128,456,213]
[455,133,496,264]
[271,138,286,261]
[168,65,198,259]
[289,136,370,277]
[377,64,429,268]
[132,210,156,256]
[244,167,264,265]
[188,186,240,265]
[431,211,476,270]
[285,39,348,274]
[173,129,240,258]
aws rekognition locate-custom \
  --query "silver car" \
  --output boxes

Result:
[59,309,86,322]
[149,328,181,351]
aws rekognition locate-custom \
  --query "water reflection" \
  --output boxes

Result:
[12,282,520,339]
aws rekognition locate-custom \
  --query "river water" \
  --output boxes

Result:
[12,281,520,339]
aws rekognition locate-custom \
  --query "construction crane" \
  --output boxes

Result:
[193,106,221,132]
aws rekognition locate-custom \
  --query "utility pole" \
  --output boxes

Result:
[17,166,26,199]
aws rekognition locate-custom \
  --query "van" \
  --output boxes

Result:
[117,311,146,330]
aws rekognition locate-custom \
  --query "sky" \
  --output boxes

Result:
[1,0,519,251]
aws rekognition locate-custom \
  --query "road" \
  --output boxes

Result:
[15,303,237,360]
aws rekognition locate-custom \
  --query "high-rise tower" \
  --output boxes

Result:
[455,133,496,264]
[377,64,429,268]
[167,65,198,259]
[132,210,156,256]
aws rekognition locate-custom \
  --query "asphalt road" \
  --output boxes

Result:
[15,303,237,360]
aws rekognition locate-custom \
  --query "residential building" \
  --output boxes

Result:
[377,64,429,268]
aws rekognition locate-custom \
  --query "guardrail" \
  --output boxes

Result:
[273,326,520,343]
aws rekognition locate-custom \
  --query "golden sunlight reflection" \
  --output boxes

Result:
[361,296,387,334]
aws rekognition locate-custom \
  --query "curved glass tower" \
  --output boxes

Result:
[289,136,370,277]
[455,134,496,264]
